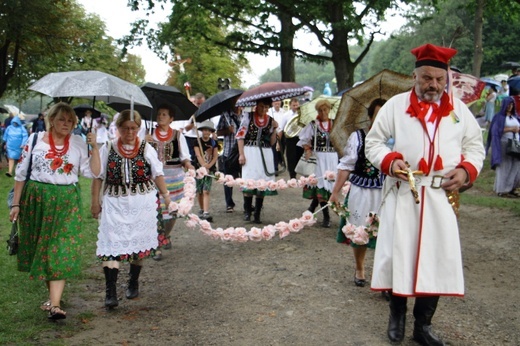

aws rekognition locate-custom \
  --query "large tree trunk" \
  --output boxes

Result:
[278,11,295,82]
[472,0,485,77]
[328,4,354,92]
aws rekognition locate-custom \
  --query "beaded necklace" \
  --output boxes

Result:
[48,132,70,157]
[155,127,173,142]
[254,115,268,128]
[117,137,140,159]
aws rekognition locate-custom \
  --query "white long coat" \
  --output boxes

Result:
[365,91,485,296]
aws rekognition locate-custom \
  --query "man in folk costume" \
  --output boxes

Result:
[365,44,485,345]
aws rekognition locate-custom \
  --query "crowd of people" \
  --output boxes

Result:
[5,42,519,346]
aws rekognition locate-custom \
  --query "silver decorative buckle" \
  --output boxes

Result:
[430,175,444,189]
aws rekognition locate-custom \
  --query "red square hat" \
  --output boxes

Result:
[411,43,457,70]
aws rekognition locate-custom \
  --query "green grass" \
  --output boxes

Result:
[0,174,99,345]
[0,149,518,344]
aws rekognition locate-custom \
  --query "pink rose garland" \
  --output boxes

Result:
[169,168,342,242]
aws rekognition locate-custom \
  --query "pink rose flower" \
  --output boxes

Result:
[287,179,298,188]
[216,173,225,184]
[248,227,263,242]
[307,175,318,186]
[256,180,268,191]
[186,169,196,178]
[299,211,316,226]
[209,229,223,240]
[196,167,208,179]
[234,227,249,242]
[168,201,179,214]
[288,218,304,233]
[234,178,245,188]
[342,223,356,237]
[261,225,276,240]
[267,180,278,191]
[279,228,291,239]
[177,200,192,216]
[324,170,336,181]
[188,213,200,222]
[221,228,234,241]
[276,179,288,190]
[246,179,256,190]
[352,226,369,245]
[199,220,212,232]
[298,176,309,187]
[185,219,198,228]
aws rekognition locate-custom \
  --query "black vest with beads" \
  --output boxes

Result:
[349,129,385,188]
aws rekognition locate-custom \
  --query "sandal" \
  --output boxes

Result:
[48,306,66,320]
[40,300,52,311]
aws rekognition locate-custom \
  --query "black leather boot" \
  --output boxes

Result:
[103,267,119,308]
[253,197,264,224]
[307,198,319,212]
[413,296,445,346]
[126,264,142,299]
[320,202,331,228]
[243,196,253,221]
[387,293,407,342]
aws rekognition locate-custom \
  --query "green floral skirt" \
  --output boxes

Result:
[18,181,84,280]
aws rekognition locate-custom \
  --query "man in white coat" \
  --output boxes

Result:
[365,43,485,346]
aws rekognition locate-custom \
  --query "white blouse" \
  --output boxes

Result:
[15,132,94,184]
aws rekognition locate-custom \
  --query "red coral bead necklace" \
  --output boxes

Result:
[49,131,70,157]
[117,137,140,159]
[155,126,173,142]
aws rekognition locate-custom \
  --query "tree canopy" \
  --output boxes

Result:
[125,0,410,91]
[0,0,146,101]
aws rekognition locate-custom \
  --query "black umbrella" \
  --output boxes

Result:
[108,82,198,122]
[73,104,102,119]
[194,89,244,122]
[0,106,8,114]
[500,61,520,69]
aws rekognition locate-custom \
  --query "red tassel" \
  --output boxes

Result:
[418,158,429,174]
[434,155,443,171]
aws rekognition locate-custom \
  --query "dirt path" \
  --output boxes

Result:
[41,172,520,345]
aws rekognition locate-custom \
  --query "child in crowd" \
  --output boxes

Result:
[193,121,218,222]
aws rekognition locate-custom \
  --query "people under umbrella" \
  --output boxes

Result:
[146,105,193,261]
[91,109,172,310]
[297,99,338,227]
[5,43,497,337]
[9,102,100,320]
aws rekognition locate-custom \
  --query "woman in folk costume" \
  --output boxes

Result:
[146,105,193,261]
[237,97,278,224]
[297,99,338,227]
[365,44,485,345]
[9,103,100,320]
[486,97,520,197]
[329,98,386,288]
[91,110,172,309]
